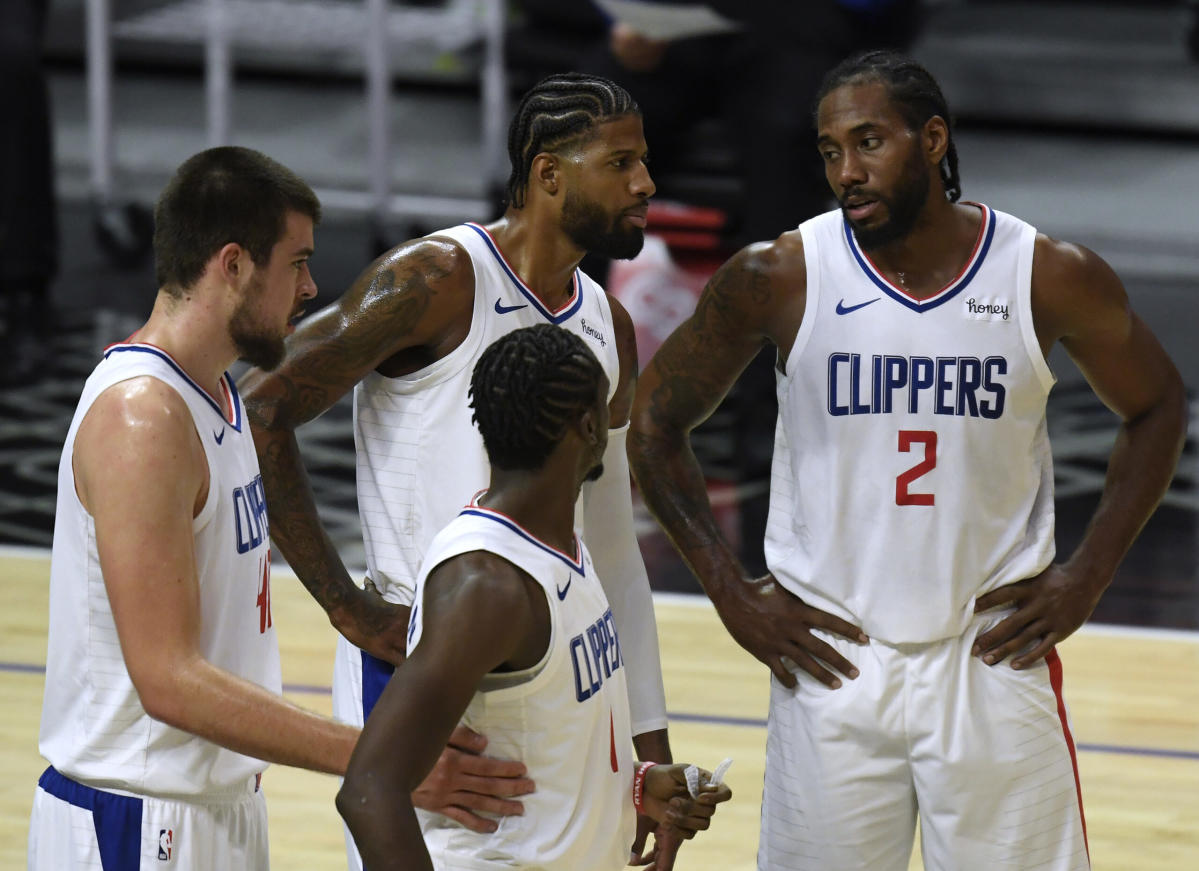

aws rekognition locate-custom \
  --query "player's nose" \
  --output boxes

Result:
[631,161,655,199]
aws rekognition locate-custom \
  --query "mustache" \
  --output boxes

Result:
[840,188,881,206]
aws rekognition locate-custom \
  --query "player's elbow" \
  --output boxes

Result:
[132,671,192,729]
[336,768,392,831]
[127,651,205,729]
[334,777,363,826]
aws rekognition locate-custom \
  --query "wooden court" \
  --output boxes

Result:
[2,547,1196,869]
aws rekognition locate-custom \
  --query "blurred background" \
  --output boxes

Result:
[1,0,1196,629]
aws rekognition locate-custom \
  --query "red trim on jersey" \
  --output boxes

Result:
[104,339,234,420]
[857,201,989,302]
[466,222,581,315]
[1046,647,1090,861]
[218,377,236,424]
[464,491,582,565]
[610,709,619,772]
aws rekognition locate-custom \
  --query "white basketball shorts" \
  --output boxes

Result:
[758,615,1089,870]
[28,766,268,870]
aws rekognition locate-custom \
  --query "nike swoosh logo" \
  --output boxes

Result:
[556,576,572,601]
[835,297,881,315]
[495,299,529,314]
[214,428,226,445]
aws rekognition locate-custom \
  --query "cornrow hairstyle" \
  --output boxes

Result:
[153,146,321,295]
[470,324,605,472]
[505,72,640,209]
[814,50,962,203]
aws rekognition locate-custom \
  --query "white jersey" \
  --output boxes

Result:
[39,343,282,798]
[766,204,1056,644]
[408,501,635,871]
[354,222,620,605]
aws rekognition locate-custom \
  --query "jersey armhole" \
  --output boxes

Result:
[1016,223,1057,394]
[780,223,822,383]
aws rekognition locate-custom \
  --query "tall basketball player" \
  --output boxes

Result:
[338,325,731,871]
[28,147,361,869]
[241,74,677,867]
[628,51,1186,870]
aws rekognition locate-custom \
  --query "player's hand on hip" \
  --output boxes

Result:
[334,577,410,665]
[715,573,867,689]
[973,563,1104,669]
[410,725,535,833]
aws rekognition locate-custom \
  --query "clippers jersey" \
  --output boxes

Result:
[354,223,620,605]
[408,502,635,871]
[39,343,281,797]
[765,205,1056,644]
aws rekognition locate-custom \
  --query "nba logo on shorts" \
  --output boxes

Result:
[158,829,173,860]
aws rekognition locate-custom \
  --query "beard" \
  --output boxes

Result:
[584,462,604,483]
[561,190,645,260]
[229,273,287,370]
[843,150,931,252]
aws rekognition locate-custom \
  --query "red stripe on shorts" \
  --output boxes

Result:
[1046,647,1090,862]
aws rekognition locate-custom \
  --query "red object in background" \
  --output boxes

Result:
[608,200,733,366]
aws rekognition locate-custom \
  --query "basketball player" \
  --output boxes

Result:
[27,147,362,869]
[241,73,676,866]
[627,51,1186,870]
[338,324,731,871]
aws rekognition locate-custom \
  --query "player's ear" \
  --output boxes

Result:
[577,406,599,446]
[531,152,560,197]
[215,242,247,286]
[923,115,949,167]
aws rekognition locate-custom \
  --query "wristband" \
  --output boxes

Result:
[632,761,657,815]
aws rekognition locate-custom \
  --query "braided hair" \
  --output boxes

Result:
[505,72,640,209]
[470,324,605,471]
[815,50,962,203]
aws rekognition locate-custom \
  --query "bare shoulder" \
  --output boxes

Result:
[1031,233,1129,346]
[75,376,205,509]
[81,376,197,446]
[421,550,548,669]
[426,551,532,607]
[347,235,475,318]
[695,228,807,344]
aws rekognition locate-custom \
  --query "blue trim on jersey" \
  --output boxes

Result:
[460,507,585,575]
[843,204,995,313]
[464,223,585,324]
[38,766,143,869]
[360,649,395,722]
[102,344,244,430]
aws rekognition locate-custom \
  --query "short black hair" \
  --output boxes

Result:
[815,50,962,203]
[505,72,640,209]
[153,146,321,294]
[470,324,605,471]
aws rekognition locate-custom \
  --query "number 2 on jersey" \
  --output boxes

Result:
[896,430,937,506]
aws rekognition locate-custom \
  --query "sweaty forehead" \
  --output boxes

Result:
[577,114,645,153]
[817,80,902,136]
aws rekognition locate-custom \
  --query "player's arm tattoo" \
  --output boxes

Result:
[629,251,776,586]
[243,243,456,621]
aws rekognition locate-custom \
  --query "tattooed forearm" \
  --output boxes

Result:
[628,255,776,591]
[253,425,356,611]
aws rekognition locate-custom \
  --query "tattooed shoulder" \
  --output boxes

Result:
[694,232,805,335]
[355,237,469,316]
